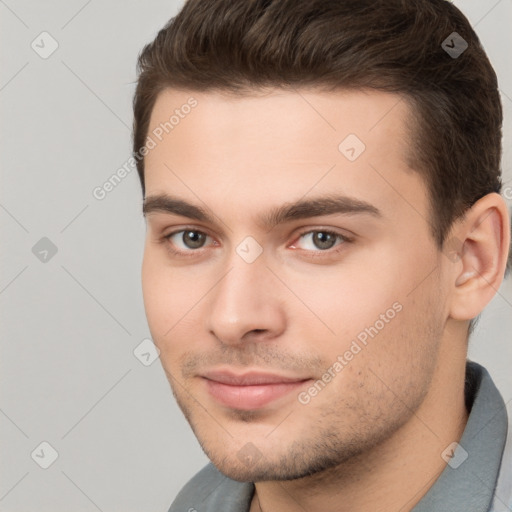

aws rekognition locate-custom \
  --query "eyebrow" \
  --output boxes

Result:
[142,193,382,230]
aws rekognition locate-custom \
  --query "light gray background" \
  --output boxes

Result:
[1,1,511,511]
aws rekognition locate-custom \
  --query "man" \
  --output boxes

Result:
[132,0,511,510]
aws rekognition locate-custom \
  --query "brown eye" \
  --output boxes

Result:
[311,232,337,250]
[295,230,346,251]
[165,230,212,251]
[182,230,207,249]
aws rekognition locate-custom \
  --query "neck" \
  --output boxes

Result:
[250,345,469,512]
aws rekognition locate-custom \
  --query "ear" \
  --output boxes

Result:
[446,193,511,321]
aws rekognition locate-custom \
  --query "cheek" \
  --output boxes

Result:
[282,263,404,349]
[298,297,441,430]
[141,253,165,332]
[291,249,441,384]
[141,250,213,355]
[141,251,185,342]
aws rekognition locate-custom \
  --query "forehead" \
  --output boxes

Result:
[146,86,414,155]
[143,87,427,226]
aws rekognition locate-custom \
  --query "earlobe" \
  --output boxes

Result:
[448,193,510,321]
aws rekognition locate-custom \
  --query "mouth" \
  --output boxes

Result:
[200,369,312,410]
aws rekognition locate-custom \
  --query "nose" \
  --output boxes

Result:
[204,253,287,346]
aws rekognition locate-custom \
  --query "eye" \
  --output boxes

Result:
[160,227,351,258]
[291,230,349,251]
[165,229,213,251]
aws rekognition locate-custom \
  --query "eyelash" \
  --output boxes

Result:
[160,227,353,259]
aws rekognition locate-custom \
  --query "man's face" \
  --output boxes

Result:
[141,87,449,481]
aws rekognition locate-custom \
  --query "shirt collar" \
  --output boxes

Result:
[412,360,508,512]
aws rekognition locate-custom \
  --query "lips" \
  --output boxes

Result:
[201,370,312,410]
[202,370,308,385]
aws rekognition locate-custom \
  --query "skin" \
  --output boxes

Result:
[141,87,510,512]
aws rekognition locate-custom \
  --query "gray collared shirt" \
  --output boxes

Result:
[169,360,511,512]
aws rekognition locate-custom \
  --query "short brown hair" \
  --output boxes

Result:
[133,0,506,256]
